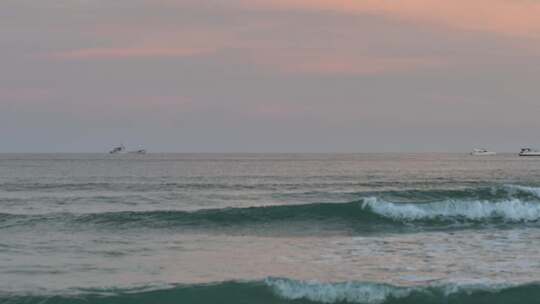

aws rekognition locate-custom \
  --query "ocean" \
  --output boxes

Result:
[1,153,540,303]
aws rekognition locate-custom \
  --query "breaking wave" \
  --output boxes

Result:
[2,185,540,233]
[362,197,540,222]
[2,278,540,304]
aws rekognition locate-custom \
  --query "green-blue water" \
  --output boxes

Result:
[1,153,540,303]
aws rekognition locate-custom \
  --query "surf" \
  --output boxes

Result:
[2,185,540,233]
[2,278,540,304]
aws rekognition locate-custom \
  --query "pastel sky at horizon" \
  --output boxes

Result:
[2,0,540,152]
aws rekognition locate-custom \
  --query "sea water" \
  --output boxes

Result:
[1,153,540,303]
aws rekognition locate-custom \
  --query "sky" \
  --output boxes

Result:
[2,0,540,152]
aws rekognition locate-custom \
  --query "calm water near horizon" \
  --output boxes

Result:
[2,153,540,303]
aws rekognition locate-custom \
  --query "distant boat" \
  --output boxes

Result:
[109,145,147,154]
[471,148,496,156]
[109,145,126,154]
[519,148,540,157]
[128,149,147,155]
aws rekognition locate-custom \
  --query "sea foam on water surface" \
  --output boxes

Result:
[362,196,540,222]
[504,184,540,197]
[265,278,411,304]
[264,277,532,304]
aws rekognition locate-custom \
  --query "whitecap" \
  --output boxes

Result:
[265,278,411,304]
[361,197,540,222]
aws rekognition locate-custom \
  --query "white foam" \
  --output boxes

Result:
[265,278,520,303]
[504,185,540,197]
[265,278,411,304]
[362,197,540,222]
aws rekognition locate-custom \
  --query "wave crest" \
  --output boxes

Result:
[266,278,411,304]
[3,185,540,233]
[3,279,540,304]
[504,184,540,197]
[362,197,540,222]
[265,278,540,304]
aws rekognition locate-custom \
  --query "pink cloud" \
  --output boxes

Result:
[245,51,443,75]
[53,47,214,60]
[53,45,441,75]
[45,0,531,75]
[283,56,441,75]
[245,0,540,38]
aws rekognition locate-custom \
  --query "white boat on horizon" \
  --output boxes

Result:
[128,149,147,155]
[109,145,147,154]
[471,148,496,156]
[519,148,540,157]
[109,145,126,154]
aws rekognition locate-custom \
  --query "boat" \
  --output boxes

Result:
[471,148,496,156]
[128,149,147,155]
[109,145,126,154]
[519,148,540,157]
[109,145,147,155]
